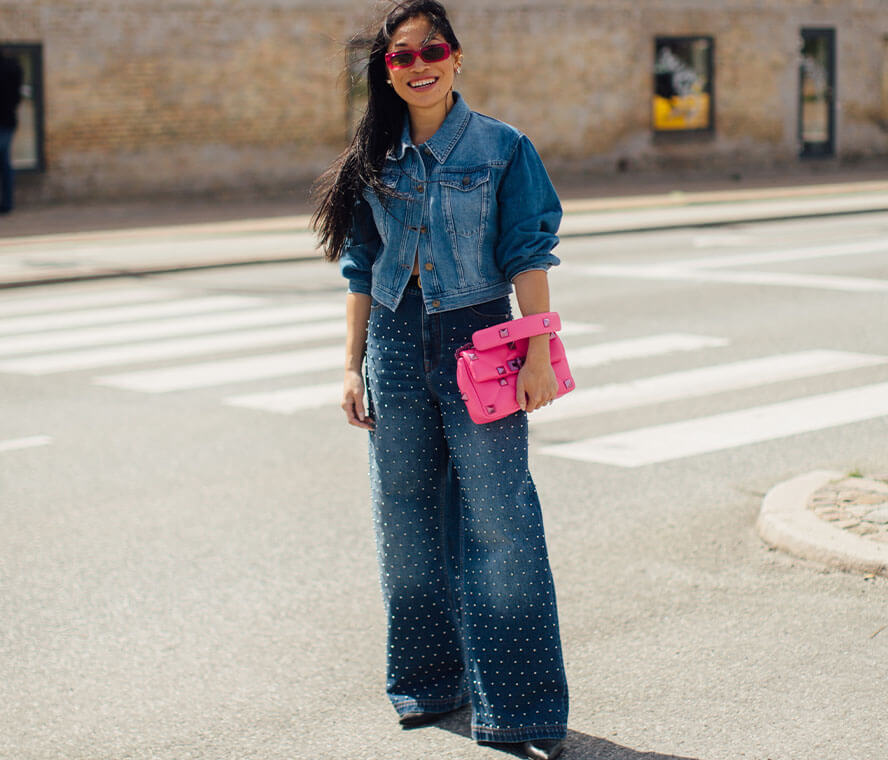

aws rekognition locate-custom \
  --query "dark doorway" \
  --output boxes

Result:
[799,28,836,157]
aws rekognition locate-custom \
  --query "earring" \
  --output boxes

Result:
[387,80,393,86]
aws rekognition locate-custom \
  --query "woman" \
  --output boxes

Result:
[313,3,568,758]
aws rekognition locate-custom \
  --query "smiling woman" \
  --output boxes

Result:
[311,3,569,758]
[383,20,462,144]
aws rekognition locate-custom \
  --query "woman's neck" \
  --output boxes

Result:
[408,91,454,146]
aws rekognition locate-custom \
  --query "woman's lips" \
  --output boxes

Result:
[408,77,438,90]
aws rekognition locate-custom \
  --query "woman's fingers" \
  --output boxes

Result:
[516,364,559,413]
[342,373,374,429]
[343,394,375,429]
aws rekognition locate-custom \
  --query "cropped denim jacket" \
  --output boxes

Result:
[340,93,561,313]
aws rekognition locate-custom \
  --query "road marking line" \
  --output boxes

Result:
[0,296,264,336]
[225,382,343,413]
[0,320,346,374]
[95,346,345,392]
[558,321,603,337]
[0,435,52,453]
[530,350,888,425]
[0,303,344,356]
[576,265,888,293]
[672,238,888,269]
[0,287,183,317]
[568,333,728,368]
[540,381,888,467]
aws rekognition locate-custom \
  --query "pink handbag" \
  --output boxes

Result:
[456,311,576,424]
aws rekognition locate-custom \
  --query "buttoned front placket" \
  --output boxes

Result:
[400,149,427,276]
[410,144,441,309]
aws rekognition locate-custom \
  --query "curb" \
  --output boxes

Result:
[1,185,887,289]
[757,470,888,577]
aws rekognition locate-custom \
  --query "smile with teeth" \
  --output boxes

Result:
[408,77,438,89]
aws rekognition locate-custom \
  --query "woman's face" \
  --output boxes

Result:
[386,15,460,115]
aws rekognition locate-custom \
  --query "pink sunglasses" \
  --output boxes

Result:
[384,42,452,70]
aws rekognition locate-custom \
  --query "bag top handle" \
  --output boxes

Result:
[471,311,561,350]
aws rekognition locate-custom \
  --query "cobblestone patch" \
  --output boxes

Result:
[809,475,888,544]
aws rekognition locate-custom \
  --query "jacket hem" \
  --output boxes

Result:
[371,280,513,313]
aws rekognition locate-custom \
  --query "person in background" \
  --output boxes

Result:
[0,48,24,214]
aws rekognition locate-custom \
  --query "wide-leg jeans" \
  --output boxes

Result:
[365,282,569,743]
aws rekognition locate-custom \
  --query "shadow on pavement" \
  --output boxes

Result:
[430,708,702,759]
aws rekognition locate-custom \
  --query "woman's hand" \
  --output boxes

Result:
[342,369,375,430]
[516,338,558,413]
[511,269,559,413]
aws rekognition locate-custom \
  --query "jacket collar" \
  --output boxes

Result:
[392,91,471,164]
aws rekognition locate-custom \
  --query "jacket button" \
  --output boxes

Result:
[462,176,471,185]
[419,225,427,234]
[416,183,424,193]
[424,262,434,271]
[432,300,441,308]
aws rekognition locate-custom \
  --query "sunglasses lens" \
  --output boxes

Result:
[421,44,449,62]
[388,51,414,68]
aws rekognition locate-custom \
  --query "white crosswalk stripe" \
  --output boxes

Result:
[226,382,344,413]
[0,295,262,335]
[0,302,343,356]
[0,286,184,317]
[96,345,346,392]
[0,320,346,374]
[572,235,888,294]
[576,264,888,293]
[669,237,888,270]
[567,333,727,368]
[0,435,52,453]
[540,382,888,467]
[530,350,888,425]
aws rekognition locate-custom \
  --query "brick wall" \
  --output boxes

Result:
[1,0,887,202]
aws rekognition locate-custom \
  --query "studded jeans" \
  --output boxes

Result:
[365,282,569,744]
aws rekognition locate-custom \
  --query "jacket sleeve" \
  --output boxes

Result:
[338,195,381,295]
[494,135,562,282]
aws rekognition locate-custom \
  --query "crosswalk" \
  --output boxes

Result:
[0,435,52,453]
[2,284,887,467]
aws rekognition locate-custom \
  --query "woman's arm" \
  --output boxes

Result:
[342,292,374,430]
[512,269,559,414]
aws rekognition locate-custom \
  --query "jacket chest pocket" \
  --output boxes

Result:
[440,169,489,240]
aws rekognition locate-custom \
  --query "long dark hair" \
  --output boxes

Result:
[311,0,461,262]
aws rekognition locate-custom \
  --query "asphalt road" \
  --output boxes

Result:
[2,209,888,760]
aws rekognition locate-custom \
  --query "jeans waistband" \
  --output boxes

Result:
[404,274,422,296]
